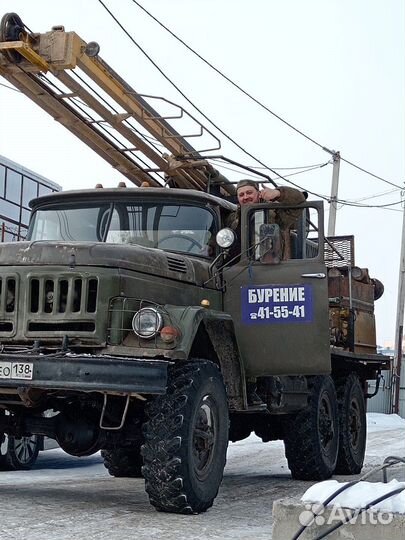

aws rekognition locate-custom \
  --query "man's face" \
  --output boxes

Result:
[237,186,260,205]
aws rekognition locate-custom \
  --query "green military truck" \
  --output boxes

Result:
[0,185,388,514]
[0,12,389,515]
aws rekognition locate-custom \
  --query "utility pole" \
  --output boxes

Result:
[392,191,405,413]
[327,151,341,237]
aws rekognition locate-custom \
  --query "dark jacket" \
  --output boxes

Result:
[225,186,306,262]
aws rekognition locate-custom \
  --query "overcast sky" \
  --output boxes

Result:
[0,0,403,345]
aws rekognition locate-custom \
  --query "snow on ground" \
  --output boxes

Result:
[299,414,405,525]
[302,479,405,514]
[367,413,405,433]
[364,413,405,468]
[4,413,401,487]
[0,413,403,540]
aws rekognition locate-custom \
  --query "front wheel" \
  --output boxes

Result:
[142,361,229,514]
[284,376,339,480]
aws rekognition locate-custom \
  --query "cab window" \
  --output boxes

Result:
[249,206,320,261]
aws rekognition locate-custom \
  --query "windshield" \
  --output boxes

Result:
[27,201,216,257]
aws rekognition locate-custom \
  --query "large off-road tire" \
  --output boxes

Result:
[101,445,143,478]
[334,373,366,475]
[0,434,41,471]
[142,361,229,514]
[284,375,339,480]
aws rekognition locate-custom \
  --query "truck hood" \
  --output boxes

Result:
[0,242,210,286]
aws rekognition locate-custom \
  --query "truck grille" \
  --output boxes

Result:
[0,270,109,342]
[25,276,98,334]
[0,275,18,335]
[29,277,98,315]
[0,276,16,314]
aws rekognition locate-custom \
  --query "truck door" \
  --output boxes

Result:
[223,201,331,377]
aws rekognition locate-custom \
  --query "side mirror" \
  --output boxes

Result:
[259,223,281,264]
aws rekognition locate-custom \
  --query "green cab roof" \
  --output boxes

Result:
[29,187,237,212]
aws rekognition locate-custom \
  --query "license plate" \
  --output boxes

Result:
[0,362,34,380]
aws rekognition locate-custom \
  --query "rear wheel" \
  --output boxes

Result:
[101,445,143,478]
[284,376,339,480]
[0,434,41,470]
[142,361,229,514]
[334,373,366,474]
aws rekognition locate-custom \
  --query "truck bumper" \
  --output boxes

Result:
[0,354,169,394]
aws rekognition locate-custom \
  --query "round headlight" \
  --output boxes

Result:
[216,228,235,249]
[132,307,163,339]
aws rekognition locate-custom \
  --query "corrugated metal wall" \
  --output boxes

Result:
[366,359,405,418]
[399,358,405,418]
[367,368,393,414]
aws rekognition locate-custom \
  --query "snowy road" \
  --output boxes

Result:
[0,414,403,540]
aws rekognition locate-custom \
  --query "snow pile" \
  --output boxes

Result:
[367,413,405,433]
[302,479,405,514]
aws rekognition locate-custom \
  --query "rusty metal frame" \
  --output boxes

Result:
[0,28,224,191]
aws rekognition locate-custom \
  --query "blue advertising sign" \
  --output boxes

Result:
[241,284,313,325]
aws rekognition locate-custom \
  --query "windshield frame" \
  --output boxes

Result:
[27,199,219,259]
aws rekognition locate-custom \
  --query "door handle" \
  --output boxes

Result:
[301,273,326,279]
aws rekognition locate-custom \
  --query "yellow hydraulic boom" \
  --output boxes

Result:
[0,12,234,194]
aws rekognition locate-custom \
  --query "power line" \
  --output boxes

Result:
[7,56,401,213]
[97,1,404,209]
[332,199,403,212]
[253,162,330,171]
[131,0,403,190]
[0,81,20,93]
[130,0,325,149]
[216,155,404,208]
[2,13,402,216]
[272,164,329,180]
[361,206,401,213]
[339,156,403,189]
[214,159,330,181]
[97,0,323,197]
[350,187,400,203]
[214,156,403,207]
[218,160,330,171]
[208,157,403,210]
[335,197,404,209]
